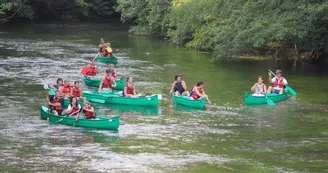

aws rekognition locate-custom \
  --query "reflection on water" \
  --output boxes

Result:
[0,22,327,172]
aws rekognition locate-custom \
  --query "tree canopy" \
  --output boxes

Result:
[116,0,328,60]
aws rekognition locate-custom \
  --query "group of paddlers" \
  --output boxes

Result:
[251,69,288,95]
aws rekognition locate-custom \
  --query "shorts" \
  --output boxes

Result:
[273,89,280,94]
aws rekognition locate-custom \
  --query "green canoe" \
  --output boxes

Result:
[82,76,125,90]
[172,94,205,109]
[96,55,118,64]
[40,106,120,130]
[244,91,288,105]
[82,91,159,107]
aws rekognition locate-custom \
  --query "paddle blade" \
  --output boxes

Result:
[81,66,89,75]
[286,86,297,96]
[89,98,105,103]
[266,96,276,106]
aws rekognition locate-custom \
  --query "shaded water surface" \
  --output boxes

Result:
[0,21,327,173]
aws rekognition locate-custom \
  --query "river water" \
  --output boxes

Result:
[0,21,327,173]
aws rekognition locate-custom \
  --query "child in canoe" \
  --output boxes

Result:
[109,64,117,79]
[46,90,64,115]
[71,81,82,100]
[105,43,113,58]
[190,81,211,104]
[48,78,63,90]
[99,38,105,53]
[123,76,142,98]
[62,97,81,121]
[98,69,117,92]
[82,61,97,77]
[251,76,267,96]
[169,74,190,96]
[82,97,96,119]
[60,80,72,98]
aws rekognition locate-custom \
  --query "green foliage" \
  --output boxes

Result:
[116,0,171,35]
[0,0,117,22]
[117,0,328,60]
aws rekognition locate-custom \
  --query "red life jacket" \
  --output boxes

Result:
[191,87,203,99]
[126,83,134,95]
[72,87,81,97]
[70,105,80,115]
[60,84,71,95]
[50,97,62,111]
[102,76,112,88]
[99,45,104,53]
[273,77,285,89]
[84,105,95,119]
[86,65,96,76]
[111,72,117,79]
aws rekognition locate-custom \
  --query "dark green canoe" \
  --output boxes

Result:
[40,106,120,130]
[82,91,159,107]
[172,94,205,109]
[96,55,118,64]
[244,91,288,105]
[82,76,125,90]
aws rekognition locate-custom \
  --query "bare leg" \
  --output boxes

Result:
[61,109,68,115]
[174,91,180,96]
[182,91,190,96]
[279,89,283,94]
[52,110,58,115]
[267,86,273,94]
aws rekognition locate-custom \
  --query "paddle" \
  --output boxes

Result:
[81,53,99,75]
[256,84,275,106]
[53,108,80,125]
[268,69,297,96]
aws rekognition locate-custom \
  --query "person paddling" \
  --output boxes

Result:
[85,61,97,77]
[82,98,96,119]
[267,69,288,94]
[62,97,81,121]
[46,90,64,115]
[99,38,105,53]
[251,76,267,95]
[190,81,211,104]
[109,64,117,79]
[60,80,72,98]
[123,76,141,98]
[71,81,82,100]
[169,74,190,96]
[49,78,63,90]
[105,43,113,58]
[98,69,117,92]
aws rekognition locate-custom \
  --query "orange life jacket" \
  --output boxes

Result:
[102,76,112,88]
[49,97,62,111]
[86,65,96,76]
[60,84,71,95]
[125,83,134,95]
[84,105,95,119]
[191,87,203,99]
[273,77,285,89]
[72,87,81,97]
[70,105,80,115]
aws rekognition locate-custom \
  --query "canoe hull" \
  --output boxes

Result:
[82,91,159,107]
[96,55,118,64]
[83,76,125,90]
[40,106,120,130]
[172,95,205,109]
[244,91,288,105]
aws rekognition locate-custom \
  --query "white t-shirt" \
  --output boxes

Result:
[67,104,81,112]
[271,77,288,90]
